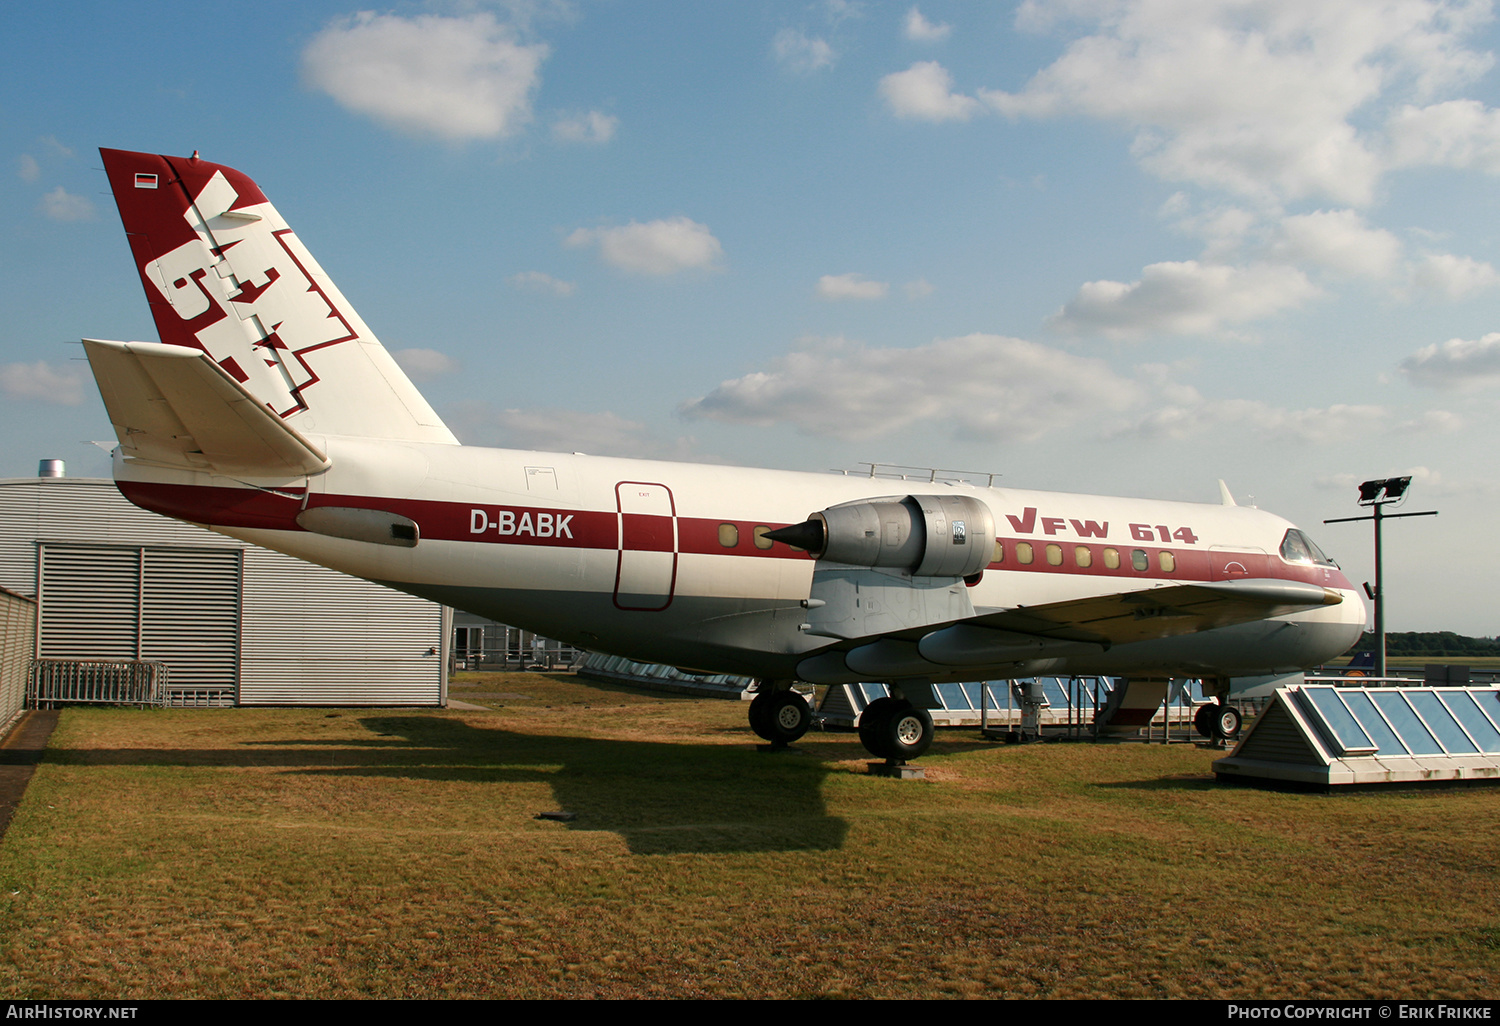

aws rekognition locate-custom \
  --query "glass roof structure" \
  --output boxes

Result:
[1214,685,1500,788]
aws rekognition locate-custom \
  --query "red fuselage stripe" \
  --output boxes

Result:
[116,481,1352,590]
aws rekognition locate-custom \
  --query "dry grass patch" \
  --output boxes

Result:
[0,673,1495,998]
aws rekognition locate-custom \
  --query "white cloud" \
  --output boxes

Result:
[1411,253,1500,297]
[1050,260,1319,339]
[0,361,85,405]
[1164,198,1258,261]
[822,1,865,26]
[1272,209,1403,279]
[817,273,888,300]
[450,403,694,460]
[507,270,576,296]
[880,61,981,122]
[565,217,723,275]
[1387,99,1500,172]
[391,347,458,382]
[1116,399,1387,445]
[903,277,935,299]
[1398,410,1463,434]
[680,334,1142,441]
[38,187,94,222]
[1401,332,1500,388]
[904,8,952,42]
[981,0,1498,205]
[552,110,617,144]
[17,154,39,182]
[772,28,835,73]
[302,12,547,141]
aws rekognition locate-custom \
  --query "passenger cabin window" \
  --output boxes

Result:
[753,526,774,550]
[718,523,739,548]
[1016,542,1034,565]
[1280,528,1338,567]
[992,540,1004,564]
[1075,546,1092,569]
[1159,551,1176,572]
[1046,544,1063,566]
[1102,547,1120,570]
[1131,549,1149,572]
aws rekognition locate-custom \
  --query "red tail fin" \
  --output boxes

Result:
[98,149,455,445]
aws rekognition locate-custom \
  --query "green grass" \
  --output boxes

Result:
[0,671,1496,999]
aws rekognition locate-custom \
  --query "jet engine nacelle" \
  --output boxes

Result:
[772,494,996,578]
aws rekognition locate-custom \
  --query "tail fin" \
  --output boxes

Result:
[98,149,457,445]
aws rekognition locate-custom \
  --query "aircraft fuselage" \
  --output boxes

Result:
[112,435,1366,683]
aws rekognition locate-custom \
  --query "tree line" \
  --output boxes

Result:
[1349,631,1500,658]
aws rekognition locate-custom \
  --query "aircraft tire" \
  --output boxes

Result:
[766,690,812,744]
[1214,704,1242,739]
[858,697,899,758]
[864,696,930,762]
[881,702,934,761]
[748,691,777,741]
[1193,703,1216,738]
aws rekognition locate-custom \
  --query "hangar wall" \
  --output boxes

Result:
[0,476,447,706]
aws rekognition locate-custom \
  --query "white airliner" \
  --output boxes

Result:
[81,149,1366,761]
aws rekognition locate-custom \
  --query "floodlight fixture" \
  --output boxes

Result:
[1357,476,1412,506]
[1327,477,1437,679]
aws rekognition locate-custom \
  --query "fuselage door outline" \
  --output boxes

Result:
[613,481,678,611]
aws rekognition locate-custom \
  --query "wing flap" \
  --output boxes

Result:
[82,338,331,477]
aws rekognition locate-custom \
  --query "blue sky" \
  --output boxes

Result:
[4,1,1499,635]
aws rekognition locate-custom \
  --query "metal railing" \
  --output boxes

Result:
[28,659,168,708]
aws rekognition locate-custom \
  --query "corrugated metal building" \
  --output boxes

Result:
[0,475,447,706]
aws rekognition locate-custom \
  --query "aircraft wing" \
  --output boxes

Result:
[918,576,1344,657]
[970,578,1343,647]
[82,338,331,477]
[912,578,1344,667]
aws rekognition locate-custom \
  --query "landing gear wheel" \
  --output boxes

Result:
[748,691,776,741]
[860,699,933,761]
[1214,704,1242,739]
[1193,703,1216,738]
[858,697,898,757]
[881,702,934,761]
[765,690,811,744]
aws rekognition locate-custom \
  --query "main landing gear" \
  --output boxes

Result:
[746,681,939,762]
[748,686,812,746]
[857,697,934,761]
[1193,700,1242,740]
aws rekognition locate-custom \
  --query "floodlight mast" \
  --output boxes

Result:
[1324,477,1437,679]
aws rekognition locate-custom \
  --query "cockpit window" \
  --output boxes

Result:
[1280,529,1338,567]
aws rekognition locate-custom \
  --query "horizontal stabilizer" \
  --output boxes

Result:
[83,338,331,477]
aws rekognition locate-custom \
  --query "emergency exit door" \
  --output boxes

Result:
[614,481,677,611]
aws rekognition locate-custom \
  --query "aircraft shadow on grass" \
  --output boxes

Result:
[349,715,852,856]
[47,716,853,856]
